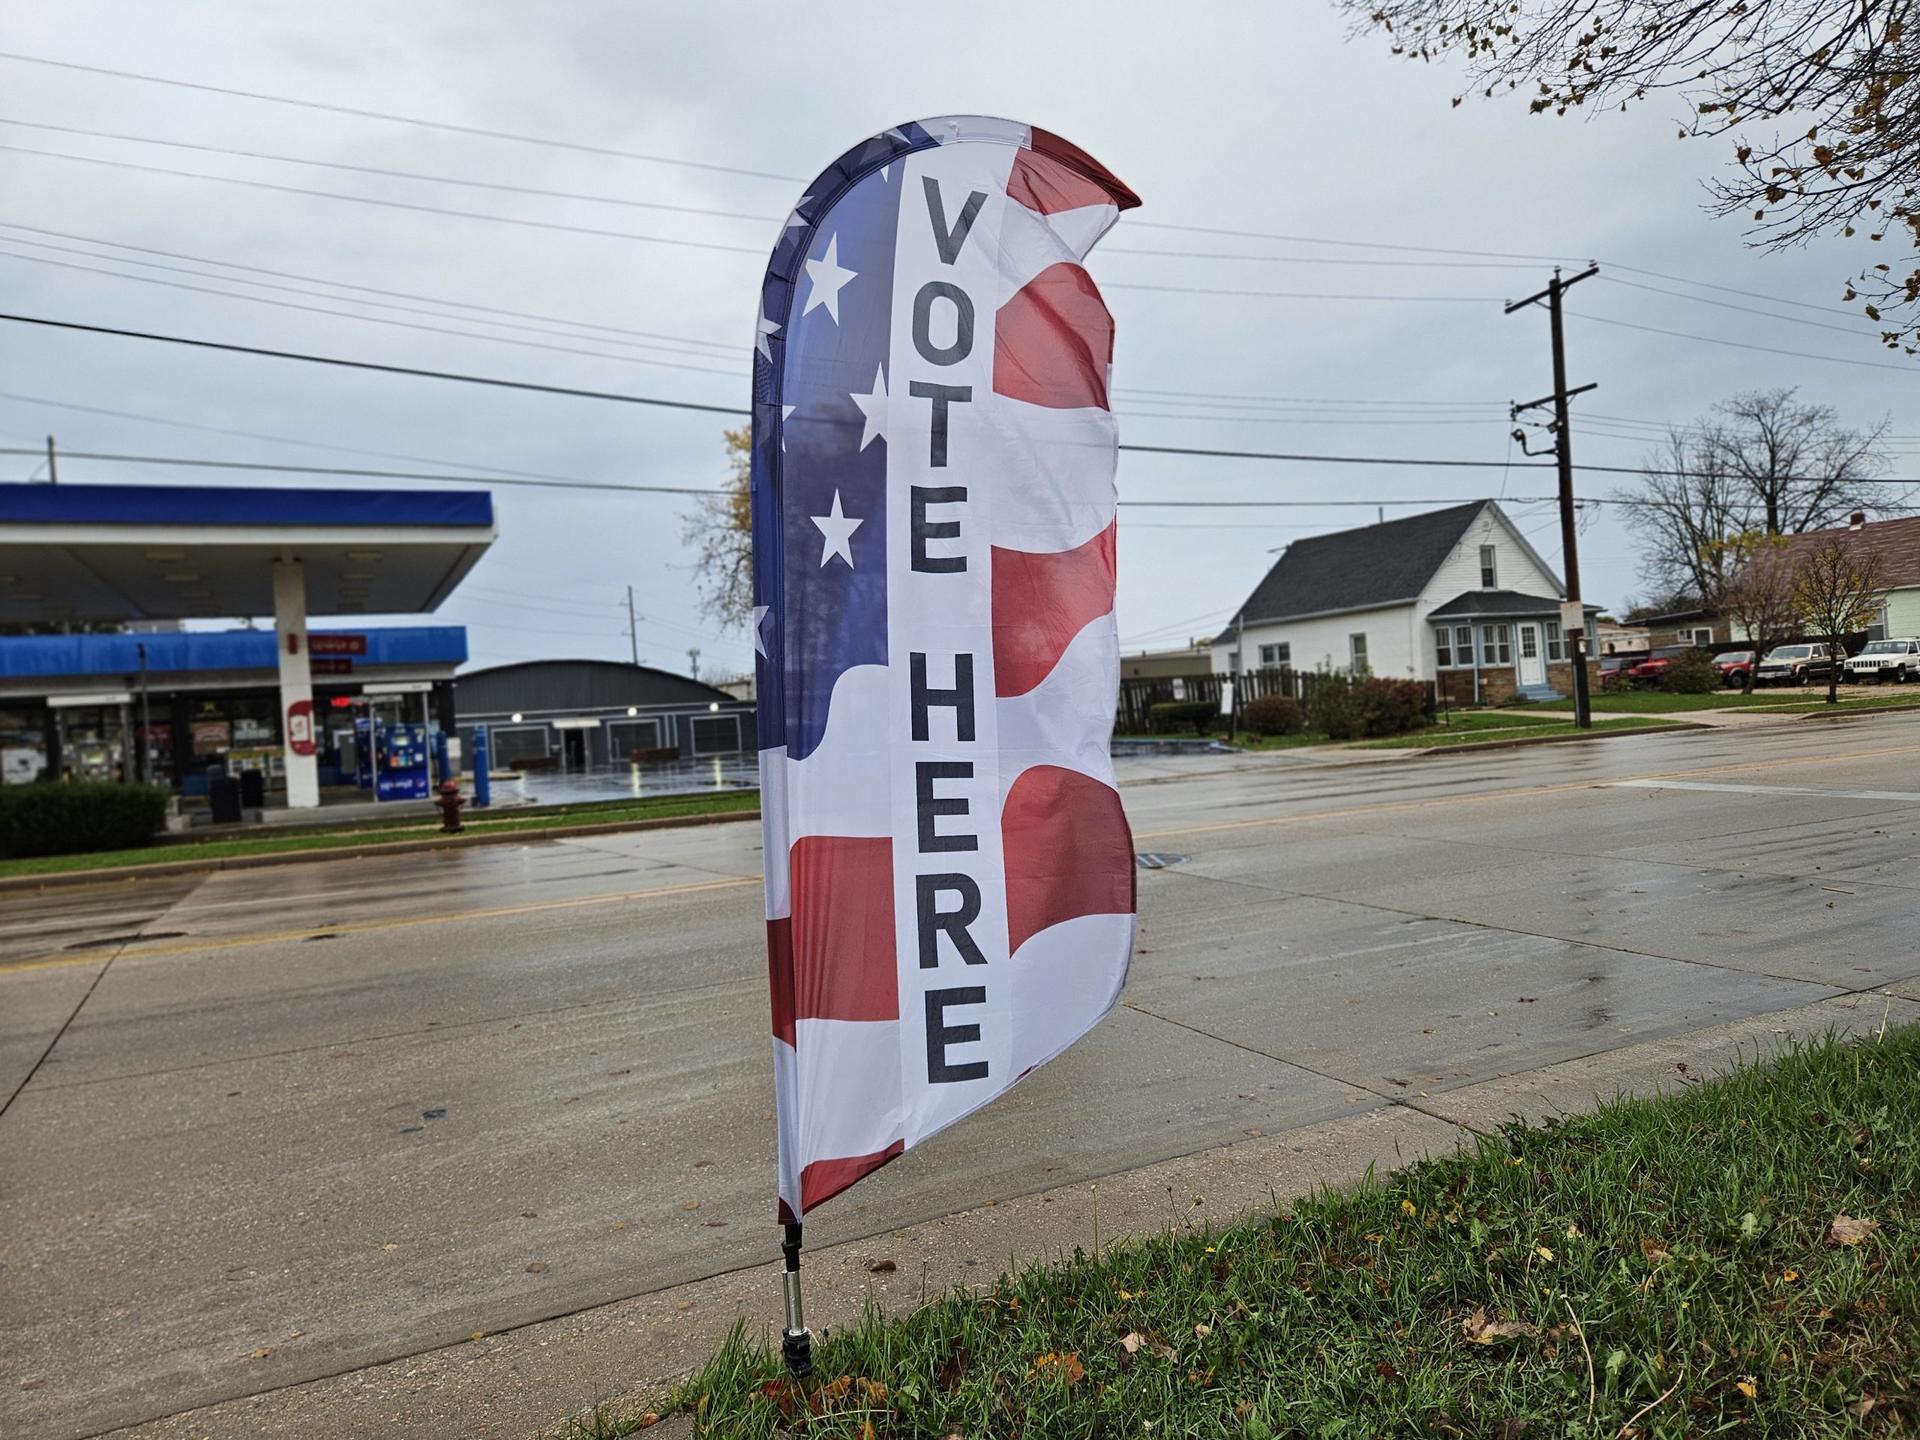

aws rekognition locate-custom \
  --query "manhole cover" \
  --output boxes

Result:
[1134,852,1189,870]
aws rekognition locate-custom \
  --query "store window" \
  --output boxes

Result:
[692,713,742,755]
[0,707,47,785]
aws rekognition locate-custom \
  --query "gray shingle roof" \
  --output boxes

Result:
[1427,590,1591,619]
[1221,501,1488,637]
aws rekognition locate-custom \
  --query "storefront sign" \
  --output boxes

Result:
[311,658,355,675]
[286,698,316,757]
[310,634,368,656]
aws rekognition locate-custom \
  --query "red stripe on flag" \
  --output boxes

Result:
[767,917,796,1046]
[789,835,898,1024]
[800,1139,905,1212]
[1024,129,1142,211]
[993,263,1112,411]
[990,522,1116,698]
[1002,765,1136,955]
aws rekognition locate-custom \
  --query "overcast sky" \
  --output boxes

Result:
[2,2,1913,678]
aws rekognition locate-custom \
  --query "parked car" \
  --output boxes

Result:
[1753,643,1835,687]
[1712,650,1755,688]
[1598,655,1636,684]
[1842,637,1920,684]
[1625,645,1699,685]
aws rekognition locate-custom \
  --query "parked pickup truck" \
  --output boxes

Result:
[1753,643,1835,687]
[1842,637,1920,684]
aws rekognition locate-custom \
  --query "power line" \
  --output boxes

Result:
[0,223,737,353]
[0,117,785,224]
[1104,279,1502,303]
[1571,310,1920,374]
[0,143,768,255]
[0,50,804,182]
[0,311,748,414]
[5,314,1914,489]
[1596,273,1885,338]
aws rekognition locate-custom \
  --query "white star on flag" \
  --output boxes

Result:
[802,236,857,324]
[850,366,887,451]
[809,490,862,568]
[752,604,771,657]
[755,302,781,363]
[781,404,796,452]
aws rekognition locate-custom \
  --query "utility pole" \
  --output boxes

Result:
[625,585,640,666]
[687,646,700,681]
[1507,264,1599,729]
[45,435,57,485]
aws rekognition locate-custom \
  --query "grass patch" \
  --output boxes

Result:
[666,1026,1918,1437]
[1356,717,1686,749]
[0,790,760,879]
[1576,689,1920,715]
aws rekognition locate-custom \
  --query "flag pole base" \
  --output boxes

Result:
[780,1222,813,1380]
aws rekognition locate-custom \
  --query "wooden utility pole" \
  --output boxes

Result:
[45,434,58,484]
[626,585,640,666]
[1507,265,1599,729]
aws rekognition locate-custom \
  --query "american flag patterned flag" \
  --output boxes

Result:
[751,116,1139,1222]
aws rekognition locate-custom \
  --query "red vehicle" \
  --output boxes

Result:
[1713,650,1755,688]
[1625,646,1694,684]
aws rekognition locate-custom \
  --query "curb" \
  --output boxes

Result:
[0,807,762,895]
[1395,720,1701,756]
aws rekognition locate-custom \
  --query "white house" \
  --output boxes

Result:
[1210,500,1599,704]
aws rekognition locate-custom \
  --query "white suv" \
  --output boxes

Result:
[1843,637,1920,684]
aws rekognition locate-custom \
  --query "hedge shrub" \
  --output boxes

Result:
[1657,652,1720,694]
[1148,700,1217,736]
[1240,694,1305,737]
[1303,674,1364,740]
[1356,677,1432,736]
[0,782,170,859]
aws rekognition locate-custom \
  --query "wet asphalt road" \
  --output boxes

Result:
[3,715,1918,1438]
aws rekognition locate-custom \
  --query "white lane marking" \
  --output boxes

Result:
[1607,779,1920,803]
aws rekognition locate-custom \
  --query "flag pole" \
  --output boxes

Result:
[780,1222,813,1378]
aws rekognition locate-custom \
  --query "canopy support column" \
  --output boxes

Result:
[273,559,320,810]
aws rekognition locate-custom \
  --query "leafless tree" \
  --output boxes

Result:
[1792,538,1890,702]
[1624,389,1891,605]
[682,426,755,629]
[1345,0,1920,349]
[1719,534,1802,690]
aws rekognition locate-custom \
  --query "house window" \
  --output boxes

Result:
[1687,626,1714,646]
[1479,544,1497,589]
[1481,624,1512,665]
[1259,642,1291,667]
[1348,633,1369,673]
[1866,607,1889,642]
[1435,629,1452,668]
[1455,625,1475,667]
[1544,621,1564,661]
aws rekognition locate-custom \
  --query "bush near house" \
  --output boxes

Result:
[1356,677,1432,736]
[0,782,171,859]
[1303,673,1365,740]
[1239,695,1305,736]
[1147,700,1217,736]
[1657,652,1721,694]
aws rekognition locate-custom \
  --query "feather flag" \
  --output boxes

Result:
[752,116,1139,1222]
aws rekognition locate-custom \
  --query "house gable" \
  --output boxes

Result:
[1414,503,1563,616]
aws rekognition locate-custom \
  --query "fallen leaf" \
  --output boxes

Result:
[1194,1323,1212,1338]
[1028,1351,1086,1385]
[1781,1268,1800,1284]
[1639,1238,1672,1263]
[1463,1307,1538,1344]
[1829,1213,1879,1246]
[1494,1421,1529,1440]
[380,1242,399,1252]
[679,1200,701,1212]
[1375,1360,1400,1379]
[520,1210,538,1218]
[612,1219,633,1232]
[248,1346,274,1360]
[1120,1332,1143,1354]
[525,1262,548,1274]
[856,1378,888,1405]
[867,1258,897,1274]
[1534,1245,1555,1261]
[19,1379,46,1391]
[632,1415,661,1431]
[1737,1376,1758,1399]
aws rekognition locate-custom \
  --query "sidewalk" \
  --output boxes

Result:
[110,986,1918,1440]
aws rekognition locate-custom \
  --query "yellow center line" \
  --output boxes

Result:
[0,874,760,975]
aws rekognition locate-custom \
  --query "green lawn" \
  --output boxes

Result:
[630,1026,1918,1439]
[0,790,760,880]
[1575,689,1920,715]
[1357,716,1690,749]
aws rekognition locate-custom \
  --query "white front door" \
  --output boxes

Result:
[1517,623,1546,687]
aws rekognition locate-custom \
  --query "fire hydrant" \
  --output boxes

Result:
[434,779,466,834]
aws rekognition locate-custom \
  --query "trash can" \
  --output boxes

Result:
[238,768,266,809]
[209,774,243,825]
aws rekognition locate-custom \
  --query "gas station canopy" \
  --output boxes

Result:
[0,483,496,623]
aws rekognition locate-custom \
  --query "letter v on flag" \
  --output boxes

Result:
[751,117,1141,1223]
